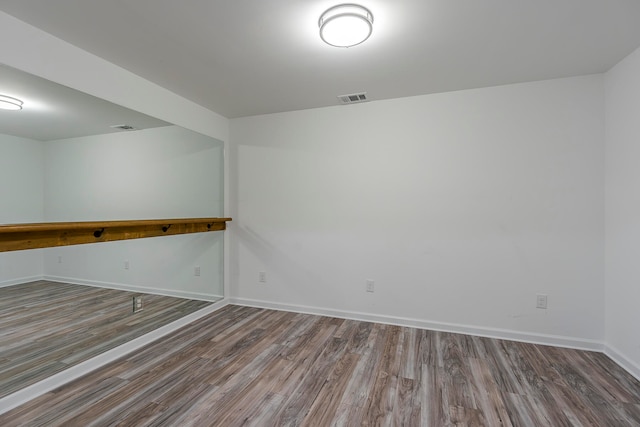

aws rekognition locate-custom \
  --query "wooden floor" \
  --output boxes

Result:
[0,280,212,398]
[2,305,640,426]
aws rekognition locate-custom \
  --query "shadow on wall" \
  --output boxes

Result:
[234,225,320,300]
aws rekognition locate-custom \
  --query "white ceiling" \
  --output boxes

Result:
[0,64,169,141]
[2,0,640,119]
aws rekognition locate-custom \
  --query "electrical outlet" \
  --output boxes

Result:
[57,255,62,264]
[366,279,375,293]
[259,271,267,283]
[194,266,201,276]
[124,260,130,270]
[133,296,143,313]
[536,294,548,309]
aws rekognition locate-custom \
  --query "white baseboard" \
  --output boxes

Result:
[0,275,44,289]
[230,297,604,352]
[44,275,223,302]
[604,344,640,381]
[0,298,231,415]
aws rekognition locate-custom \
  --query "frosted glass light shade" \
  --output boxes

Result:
[0,95,23,110]
[319,4,373,48]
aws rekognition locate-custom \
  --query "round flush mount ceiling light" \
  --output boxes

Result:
[319,4,374,48]
[0,94,23,111]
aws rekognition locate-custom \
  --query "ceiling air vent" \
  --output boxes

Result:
[337,92,368,105]
[110,124,138,131]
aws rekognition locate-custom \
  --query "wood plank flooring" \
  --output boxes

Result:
[0,280,212,398]
[2,305,639,426]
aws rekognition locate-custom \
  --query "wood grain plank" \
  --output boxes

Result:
[468,357,513,427]
[363,324,402,426]
[299,352,360,426]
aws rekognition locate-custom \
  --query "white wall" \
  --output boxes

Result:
[43,126,223,221]
[604,45,640,377]
[0,134,44,224]
[0,133,44,285]
[230,75,605,348]
[42,126,225,299]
